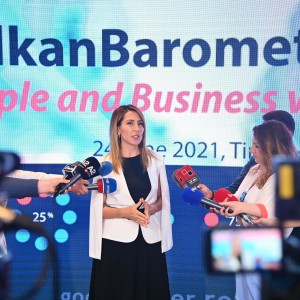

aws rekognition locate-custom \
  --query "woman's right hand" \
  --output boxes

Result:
[122,199,149,227]
[197,184,213,199]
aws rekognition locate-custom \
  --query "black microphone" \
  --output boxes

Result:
[53,157,101,197]
[61,161,81,179]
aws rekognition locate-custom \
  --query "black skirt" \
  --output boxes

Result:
[89,229,170,300]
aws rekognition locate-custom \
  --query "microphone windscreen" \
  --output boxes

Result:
[101,178,117,193]
[98,161,113,176]
[82,157,101,170]
[78,157,103,180]
[181,187,204,206]
[214,188,239,203]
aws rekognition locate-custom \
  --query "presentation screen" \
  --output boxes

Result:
[1,0,299,167]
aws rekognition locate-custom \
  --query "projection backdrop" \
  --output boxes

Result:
[1,0,300,299]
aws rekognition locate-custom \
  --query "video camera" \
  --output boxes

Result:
[205,155,300,299]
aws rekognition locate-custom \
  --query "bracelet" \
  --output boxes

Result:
[256,204,268,218]
[210,190,214,200]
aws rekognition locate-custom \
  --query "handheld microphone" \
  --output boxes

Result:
[62,159,113,179]
[54,157,101,197]
[172,165,201,189]
[181,187,234,213]
[96,161,113,176]
[172,169,182,189]
[61,161,81,179]
[54,158,114,197]
[71,158,113,177]
[214,188,254,225]
[86,178,117,194]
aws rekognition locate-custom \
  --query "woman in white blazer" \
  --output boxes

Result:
[207,120,298,300]
[89,105,173,300]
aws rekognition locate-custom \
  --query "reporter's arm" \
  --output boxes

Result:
[38,178,69,195]
[0,177,69,198]
[218,201,263,218]
[0,177,39,198]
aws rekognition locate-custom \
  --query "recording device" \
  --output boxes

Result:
[205,226,284,273]
[206,156,300,299]
[53,157,113,197]
[86,178,117,194]
[181,187,234,213]
[61,161,81,179]
[172,165,201,189]
[214,188,254,225]
[0,152,60,299]
[273,156,300,221]
[0,205,58,299]
[0,152,20,179]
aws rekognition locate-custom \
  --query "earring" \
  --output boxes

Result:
[118,134,121,139]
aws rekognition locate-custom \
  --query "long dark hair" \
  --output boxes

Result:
[253,120,298,188]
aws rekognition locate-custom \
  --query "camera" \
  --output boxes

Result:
[205,156,300,299]
[274,156,300,222]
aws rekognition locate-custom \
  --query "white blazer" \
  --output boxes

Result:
[89,151,173,259]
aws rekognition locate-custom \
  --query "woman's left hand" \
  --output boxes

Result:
[217,201,245,217]
[141,198,151,222]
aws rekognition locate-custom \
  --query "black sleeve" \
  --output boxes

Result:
[224,156,257,194]
[0,177,39,198]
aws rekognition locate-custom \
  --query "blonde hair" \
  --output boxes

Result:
[253,120,298,188]
[108,105,156,174]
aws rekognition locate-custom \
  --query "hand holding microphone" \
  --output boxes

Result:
[181,187,234,213]
[214,188,254,225]
[54,157,113,197]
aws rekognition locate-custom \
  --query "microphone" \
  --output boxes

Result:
[172,165,201,189]
[54,157,102,197]
[214,188,254,225]
[54,158,114,197]
[61,161,81,179]
[172,169,182,189]
[86,178,117,194]
[96,161,113,176]
[78,158,113,177]
[181,187,234,212]
[62,159,113,179]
